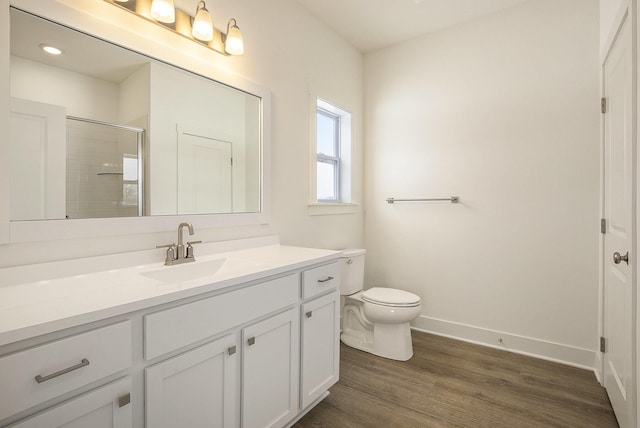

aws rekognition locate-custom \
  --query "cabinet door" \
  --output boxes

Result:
[301,290,340,409]
[11,377,132,428]
[146,334,238,428]
[242,308,299,428]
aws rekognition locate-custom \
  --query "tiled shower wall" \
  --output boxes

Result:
[66,122,139,219]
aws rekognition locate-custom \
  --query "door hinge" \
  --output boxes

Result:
[601,218,606,234]
[600,337,606,353]
[601,97,607,114]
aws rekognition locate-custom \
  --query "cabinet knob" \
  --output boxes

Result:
[306,311,313,318]
[118,393,131,408]
[247,337,256,346]
[228,345,237,355]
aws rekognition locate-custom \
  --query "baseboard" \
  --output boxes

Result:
[594,352,604,385]
[412,315,597,371]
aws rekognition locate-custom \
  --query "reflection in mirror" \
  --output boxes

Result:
[9,7,262,221]
[66,118,144,219]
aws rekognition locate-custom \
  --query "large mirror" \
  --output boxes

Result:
[9,7,262,221]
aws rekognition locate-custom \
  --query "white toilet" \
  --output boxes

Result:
[339,249,422,361]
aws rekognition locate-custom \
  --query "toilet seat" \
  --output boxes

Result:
[361,287,421,308]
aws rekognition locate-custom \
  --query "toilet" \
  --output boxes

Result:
[339,249,422,361]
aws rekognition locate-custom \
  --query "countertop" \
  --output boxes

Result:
[0,237,340,347]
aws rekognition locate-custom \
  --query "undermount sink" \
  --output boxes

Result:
[141,258,226,283]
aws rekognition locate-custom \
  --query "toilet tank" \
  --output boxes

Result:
[339,249,366,295]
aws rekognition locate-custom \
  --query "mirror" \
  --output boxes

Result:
[9,7,262,221]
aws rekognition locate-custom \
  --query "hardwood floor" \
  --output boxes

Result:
[294,331,618,428]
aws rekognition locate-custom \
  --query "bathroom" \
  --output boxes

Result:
[0,0,635,426]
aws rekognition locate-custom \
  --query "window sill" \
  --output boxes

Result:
[308,203,359,216]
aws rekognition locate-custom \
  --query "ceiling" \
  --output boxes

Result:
[11,8,148,83]
[293,0,529,52]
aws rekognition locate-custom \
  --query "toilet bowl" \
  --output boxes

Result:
[339,249,422,361]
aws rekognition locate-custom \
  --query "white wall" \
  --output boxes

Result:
[0,0,363,267]
[364,0,600,366]
[10,56,119,123]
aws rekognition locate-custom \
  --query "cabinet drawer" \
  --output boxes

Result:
[145,273,299,360]
[302,263,339,299]
[0,321,132,421]
[9,377,132,428]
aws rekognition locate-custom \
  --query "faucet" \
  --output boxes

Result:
[156,222,201,266]
[177,222,194,261]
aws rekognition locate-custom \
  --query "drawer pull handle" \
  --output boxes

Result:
[248,337,256,346]
[317,276,334,283]
[306,311,313,318]
[35,358,90,384]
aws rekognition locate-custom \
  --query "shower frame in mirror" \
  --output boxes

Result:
[2,0,271,243]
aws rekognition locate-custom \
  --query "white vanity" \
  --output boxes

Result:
[0,237,341,427]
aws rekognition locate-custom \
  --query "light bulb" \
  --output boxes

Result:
[192,1,213,42]
[150,0,175,23]
[225,19,244,55]
[39,44,62,55]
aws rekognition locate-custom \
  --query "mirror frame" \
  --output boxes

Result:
[1,0,271,243]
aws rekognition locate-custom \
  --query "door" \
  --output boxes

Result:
[12,377,131,428]
[242,308,299,428]
[602,12,634,428]
[10,97,66,220]
[146,334,238,428]
[177,125,233,214]
[301,290,340,409]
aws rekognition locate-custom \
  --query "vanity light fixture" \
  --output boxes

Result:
[39,43,62,55]
[224,18,244,55]
[192,1,214,42]
[105,0,244,56]
[150,0,175,24]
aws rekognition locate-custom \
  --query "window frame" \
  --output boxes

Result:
[308,94,357,216]
[316,107,341,202]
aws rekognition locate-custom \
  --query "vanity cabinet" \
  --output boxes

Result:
[0,245,340,428]
[144,273,301,428]
[146,334,238,428]
[300,290,340,410]
[242,308,299,428]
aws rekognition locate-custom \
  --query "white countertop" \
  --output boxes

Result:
[0,237,340,347]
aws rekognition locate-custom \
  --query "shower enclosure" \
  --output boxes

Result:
[65,117,144,219]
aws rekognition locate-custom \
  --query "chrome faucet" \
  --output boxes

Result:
[177,222,193,261]
[156,222,202,266]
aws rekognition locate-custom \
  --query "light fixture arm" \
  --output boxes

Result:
[226,18,238,34]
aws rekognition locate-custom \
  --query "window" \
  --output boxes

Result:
[315,98,352,204]
[122,154,139,206]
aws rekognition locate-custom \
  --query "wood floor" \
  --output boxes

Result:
[294,331,618,428]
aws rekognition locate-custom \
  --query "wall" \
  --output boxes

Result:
[364,0,600,367]
[0,0,364,267]
[10,56,119,123]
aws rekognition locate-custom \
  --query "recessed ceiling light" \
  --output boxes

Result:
[39,44,62,55]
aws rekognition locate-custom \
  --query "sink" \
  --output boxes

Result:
[141,258,226,283]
